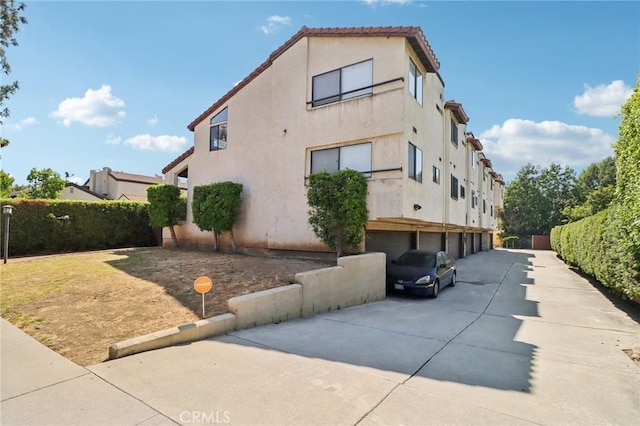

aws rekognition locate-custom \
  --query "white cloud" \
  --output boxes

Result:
[9,116,39,130]
[51,85,126,127]
[146,115,158,126]
[479,119,615,180]
[124,134,187,152]
[362,0,412,7]
[105,133,122,145]
[574,80,633,117]
[67,176,85,185]
[261,15,292,34]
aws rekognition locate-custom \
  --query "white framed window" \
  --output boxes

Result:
[312,59,373,107]
[409,59,423,105]
[471,190,477,208]
[472,151,478,169]
[310,142,372,177]
[209,107,228,151]
[408,142,423,182]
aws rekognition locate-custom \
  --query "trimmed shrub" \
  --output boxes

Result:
[192,181,243,251]
[551,206,639,303]
[0,199,152,256]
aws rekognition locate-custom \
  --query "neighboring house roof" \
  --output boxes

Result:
[64,182,107,200]
[118,194,149,202]
[444,100,469,124]
[109,171,164,185]
[162,146,194,175]
[186,26,441,132]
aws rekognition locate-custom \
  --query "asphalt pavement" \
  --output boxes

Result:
[2,249,639,425]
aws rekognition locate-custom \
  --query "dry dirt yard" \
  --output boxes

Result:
[0,247,333,366]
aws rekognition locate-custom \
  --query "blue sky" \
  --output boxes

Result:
[1,0,638,185]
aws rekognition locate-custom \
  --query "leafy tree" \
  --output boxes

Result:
[501,164,546,235]
[147,184,186,248]
[26,167,65,199]
[575,156,616,202]
[307,169,368,258]
[538,163,577,228]
[0,1,28,148]
[501,163,576,235]
[192,181,243,252]
[0,169,14,197]
[563,157,617,222]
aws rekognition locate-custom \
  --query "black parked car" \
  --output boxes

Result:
[386,250,456,298]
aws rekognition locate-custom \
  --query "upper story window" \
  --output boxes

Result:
[483,199,487,213]
[451,119,458,147]
[472,151,478,169]
[451,174,459,200]
[311,142,372,178]
[491,179,494,190]
[408,142,423,182]
[432,166,440,184]
[460,185,466,199]
[408,59,423,105]
[471,190,477,208]
[312,59,373,107]
[209,107,228,151]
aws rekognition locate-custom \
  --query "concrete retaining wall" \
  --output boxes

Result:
[109,252,386,360]
[228,284,303,330]
[298,253,386,316]
[108,313,236,360]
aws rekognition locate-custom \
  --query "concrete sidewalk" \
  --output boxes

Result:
[0,318,176,425]
[2,249,639,425]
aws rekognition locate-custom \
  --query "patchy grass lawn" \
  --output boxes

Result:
[0,247,332,366]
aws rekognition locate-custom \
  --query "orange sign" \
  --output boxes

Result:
[194,276,213,294]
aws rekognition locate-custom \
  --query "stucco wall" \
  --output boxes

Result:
[168,33,503,252]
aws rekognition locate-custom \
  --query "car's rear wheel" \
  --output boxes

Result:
[450,272,456,287]
[431,280,440,298]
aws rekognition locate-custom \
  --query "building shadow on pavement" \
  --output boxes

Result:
[216,249,540,393]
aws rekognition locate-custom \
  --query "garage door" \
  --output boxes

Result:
[474,233,482,253]
[365,231,412,262]
[447,232,462,260]
[465,233,473,256]
[418,232,442,252]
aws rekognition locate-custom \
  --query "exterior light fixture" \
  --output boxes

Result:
[413,204,422,211]
[2,205,14,264]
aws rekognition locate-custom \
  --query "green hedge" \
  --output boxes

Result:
[551,205,639,303]
[0,199,153,256]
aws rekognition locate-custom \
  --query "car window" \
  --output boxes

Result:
[396,252,436,268]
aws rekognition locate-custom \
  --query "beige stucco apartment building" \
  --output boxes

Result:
[163,26,504,260]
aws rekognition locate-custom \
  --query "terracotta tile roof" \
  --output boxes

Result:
[162,146,194,174]
[478,152,493,169]
[465,132,483,151]
[186,26,441,132]
[444,100,469,124]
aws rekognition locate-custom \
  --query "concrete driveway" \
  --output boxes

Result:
[2,249,639,425]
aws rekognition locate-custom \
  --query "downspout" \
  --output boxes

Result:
[442,104,448,253]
